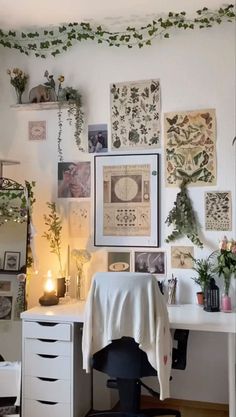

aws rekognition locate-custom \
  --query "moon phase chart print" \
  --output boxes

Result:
[94,154,159,247]
[110,79,161,151]
[205,191,232,231]
[164,109,216,186]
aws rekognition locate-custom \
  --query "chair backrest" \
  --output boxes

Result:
[82,272,172,400]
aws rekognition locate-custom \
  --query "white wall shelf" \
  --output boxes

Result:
[10,102,69,111]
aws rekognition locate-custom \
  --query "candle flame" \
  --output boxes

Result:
[45,270,54,292]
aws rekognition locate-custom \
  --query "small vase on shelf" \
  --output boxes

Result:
[76,271,84,301]
[221,279,232,312]
[15,89,23,104]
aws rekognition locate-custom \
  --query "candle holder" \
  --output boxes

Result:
[39,290,59,306]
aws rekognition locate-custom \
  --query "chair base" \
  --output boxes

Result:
[87,407,181,417]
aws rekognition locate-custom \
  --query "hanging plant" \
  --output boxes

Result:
[58,86,84,159]
[0,5,235,57]
[165,179,203,248]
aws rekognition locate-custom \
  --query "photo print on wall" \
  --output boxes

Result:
[28,120,46,140]
[164,108,216,186]
[0,296,13,320]
[110,79,161,151]
[134,251,165,275]
[88,124,108,153]
[107,252,131,272]
[171,246,194,269]
[58,161,91,198]
[205,191,232,231]
[69,201,90,238]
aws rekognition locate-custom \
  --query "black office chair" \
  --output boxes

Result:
[89,336,181,417]
[83,272,188,417]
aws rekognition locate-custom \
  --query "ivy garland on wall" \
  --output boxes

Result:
[0,5,235,57]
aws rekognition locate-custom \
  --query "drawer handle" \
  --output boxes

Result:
[38,339,57,343]
[37,322,58,327]
[37,400,58,405]
[37,354,58,359]
[37,377,58,382]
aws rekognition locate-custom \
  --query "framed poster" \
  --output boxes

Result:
[134,251,165,275]
[3,251,21,271]
[94,153,160,247]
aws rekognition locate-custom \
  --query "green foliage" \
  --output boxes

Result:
[165,179,203,248]
[57,87,84,161]
[0,5,235,57]
[0,181,35,226]
[188,253,213,292]
[42,202,63,276]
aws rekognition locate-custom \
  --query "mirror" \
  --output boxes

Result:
[0,177,29,361]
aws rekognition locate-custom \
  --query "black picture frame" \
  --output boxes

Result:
[3,251,21,271]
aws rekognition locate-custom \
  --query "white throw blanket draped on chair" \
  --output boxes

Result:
[0,361,21,406]
[82,272,172,400]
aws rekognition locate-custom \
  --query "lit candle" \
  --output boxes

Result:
[67,245,70,277]
[45,270,54,293]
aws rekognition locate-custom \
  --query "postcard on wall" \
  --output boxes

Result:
[205,191,232,231]
[0,296,13,320]
[58,161,91,198]
[171,246,194,269]
[94,154,160,247]
[88,124,108,153]
[134,251,165,275]
[110,79,161,151]
[69,201,90,238]
[164,109,216,186]
[28,121,46,140]
[107,252,131,272]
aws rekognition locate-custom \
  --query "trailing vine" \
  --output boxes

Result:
[57,87,84,161]
[165,179,203,248]
[0,5,234,57]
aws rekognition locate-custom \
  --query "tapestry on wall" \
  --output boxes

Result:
[164,108,216,186]
[110,79,161,151]
[205,191,232,231]
[68,201,90,238]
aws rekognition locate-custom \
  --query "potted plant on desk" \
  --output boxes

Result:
[188,254,213,305]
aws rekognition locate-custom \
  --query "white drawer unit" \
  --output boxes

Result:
[22,319,90,417]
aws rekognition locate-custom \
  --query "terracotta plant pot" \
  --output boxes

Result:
[196,291,204,305]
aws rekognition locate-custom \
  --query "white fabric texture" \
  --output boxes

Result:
[0,361,21,405]
[82,272,172,400]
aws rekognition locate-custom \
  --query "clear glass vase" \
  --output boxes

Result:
[76,271,85,301]
[15,89,23,104]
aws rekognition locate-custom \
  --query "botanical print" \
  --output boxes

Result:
[110,79,161,150]
[0,295,13,320]
[164,109,216,186]
[103,164,151,237]
[134,251,165,275]
[69,201,90,238]
[88,124,108,153]
[107,252,131,272]
[58,162,91,198]
[171,246,194,269]
[28,120,46,140]
[205,191,232,231]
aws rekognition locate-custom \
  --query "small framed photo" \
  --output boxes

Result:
[0,280,11,292]
[134,251,165,275]
[107,251,131,272]
[3,251,21,271]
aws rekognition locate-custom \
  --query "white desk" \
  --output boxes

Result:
[21,302,236,417]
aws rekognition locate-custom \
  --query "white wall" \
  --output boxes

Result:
[0,13,235,404]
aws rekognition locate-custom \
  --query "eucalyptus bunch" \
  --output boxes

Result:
[165,179,203,248]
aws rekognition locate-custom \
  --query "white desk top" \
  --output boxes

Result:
[21,301,236,334]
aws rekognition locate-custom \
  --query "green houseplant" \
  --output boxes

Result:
[188,254,213,305]
[42,202,64,277]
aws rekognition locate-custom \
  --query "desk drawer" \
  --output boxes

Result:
[25,338,71,356]
[24,376,70,403]
[24,321,71,341]
[23,398,70,417]
[24,353,71,379]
